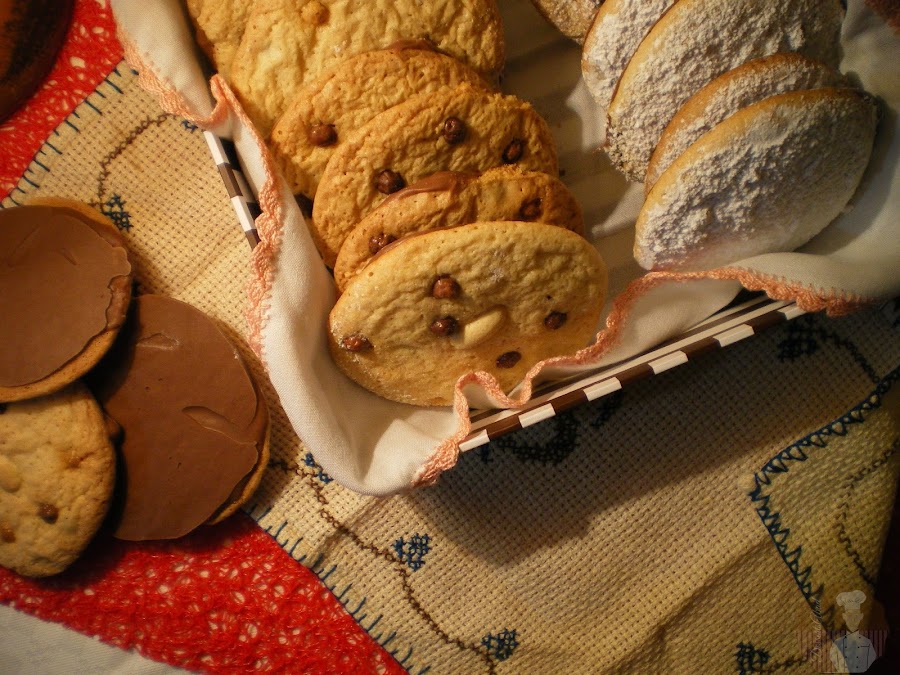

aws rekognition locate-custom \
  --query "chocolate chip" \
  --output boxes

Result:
[376,169,406,195]
[0,524,14,543]
[38,503,59,524]
[429,317,458,337]
[442,117,467,144]
[308,123,337,147]
[368,233,397,255]
[544,311,567,330]
[431,275,461,299]
[341,334,373,352]
[0,403,6,414]
[502,138,524,164]
[496,351,521,368]
[520,197,543,220]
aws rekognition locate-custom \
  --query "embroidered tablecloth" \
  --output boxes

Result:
[1,2,898,673]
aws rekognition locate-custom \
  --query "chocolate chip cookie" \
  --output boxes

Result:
[328,221,607,406]
[229,0,506,134]
[269,45,492,199]
[0,383,116,577]
[312,84,560,266]
[333,166,584,291]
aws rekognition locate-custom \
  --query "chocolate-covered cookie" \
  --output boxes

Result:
[0,201,133,403]
[329,221,607,406]
[90,295,270,541]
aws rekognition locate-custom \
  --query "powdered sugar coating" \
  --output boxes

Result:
[581,0,676,115]
[635,89,878,271]
[646,53,847,190]
[606,0,845,181]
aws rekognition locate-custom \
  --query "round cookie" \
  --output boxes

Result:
[0,382,116,578]
[333,166,585,291]
[0,0,74,122]
[329,221,608,407]
[634,88,878,271]
[229,0,506,134]
[580,0,676,115]
[312,84,560,266]
[185,0,254,78]
[0,201,133,403]
[269,46,492,199]
[645,54,847,192]
[530,0,605,44]
[605,0,845,181]
[89,295,270,541]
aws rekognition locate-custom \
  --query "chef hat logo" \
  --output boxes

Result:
[836,590,866,614]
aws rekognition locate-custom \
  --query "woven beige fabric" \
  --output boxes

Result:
[6,61,898,673]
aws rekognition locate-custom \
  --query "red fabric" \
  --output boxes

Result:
[0,514,404,673]
[0,0,120,196]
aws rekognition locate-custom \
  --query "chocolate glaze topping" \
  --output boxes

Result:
[91,295,267,541]
[378,171,472,209]
[0,205,131,387]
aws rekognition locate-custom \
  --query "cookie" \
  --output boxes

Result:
[329,221,608,407]
[605,0,845,181]
[312,84,560,266]
[0,383,116,577]
[646,54,847,191]
[269,46,492,199]
[635,89,878,271]
[0,200,133,403]
[580,0,676,115]
[0,0,73,122]
[230,0,506,134]
[89,295,270,541]
[530,0,605,44]
[185,0,254,78]
[333,166,585,291]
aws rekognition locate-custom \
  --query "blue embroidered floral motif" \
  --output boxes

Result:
[735,642,769,673]
[776,315,878,383]
[181,119,199,132]
[777,319,820,361]
[303,452,332,484]
[482,629,519,661]
[393,534,431,571]
[102,193,132,231]
[495,413,579,465]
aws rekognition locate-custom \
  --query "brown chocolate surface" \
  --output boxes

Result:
[0,204,131,388]
[90,295,267,541]
[378,171,472,208]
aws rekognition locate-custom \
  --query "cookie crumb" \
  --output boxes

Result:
[301,1,330,25]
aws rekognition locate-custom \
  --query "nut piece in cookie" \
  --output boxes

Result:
[0,383,116,577]
[333,166,585,291]
[230,0,506,134]
[328,221,608,407]
[0,201,133,403]
[269,47,492,199]
[89,295,270,540]
[635,89,878,271]
[312,84,560,266]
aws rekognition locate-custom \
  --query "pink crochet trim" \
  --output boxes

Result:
[414,267,873,485]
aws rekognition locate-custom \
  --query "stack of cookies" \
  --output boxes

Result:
[0,201,270,577]
[188,0,610,407]
[577,0,878,271]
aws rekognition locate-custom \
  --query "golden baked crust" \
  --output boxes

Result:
[329,221,607,407]
[333,166,584,291]
[0,383,116,577]
[311,84,560,266]
[269,46,491,199]
[530,0,605,44]
[229,0,506,134]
